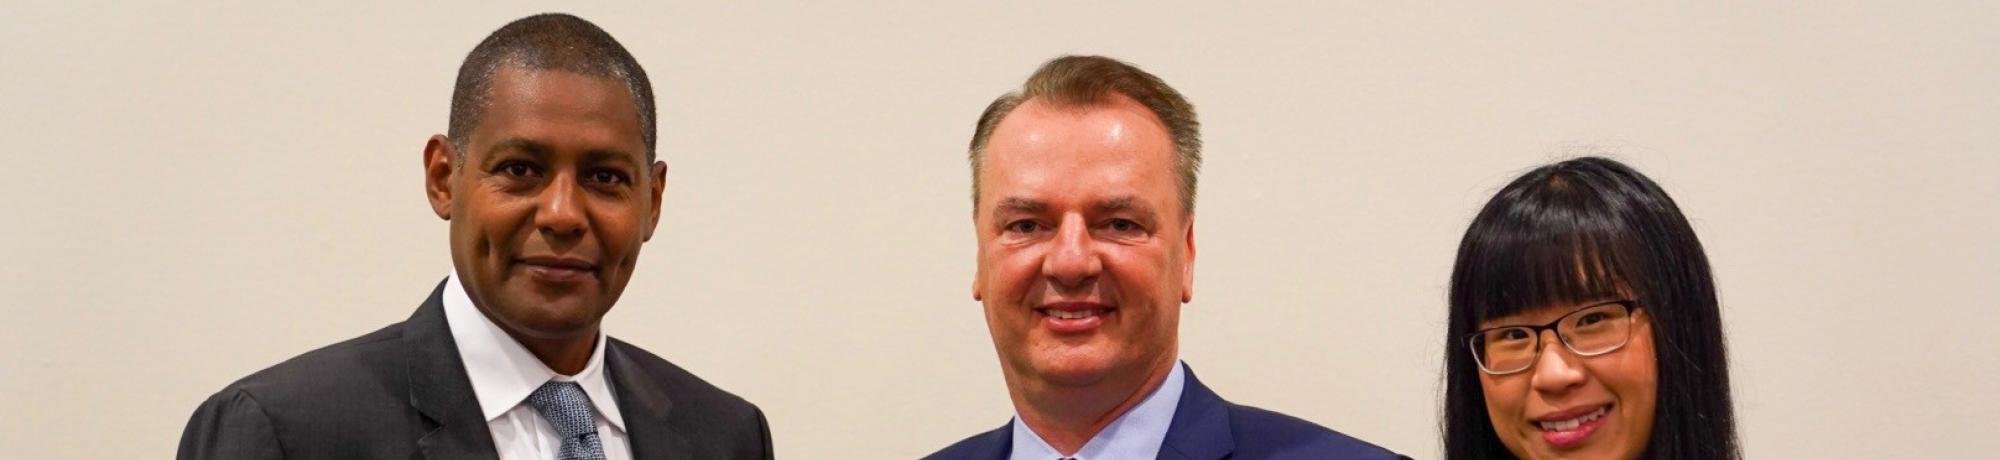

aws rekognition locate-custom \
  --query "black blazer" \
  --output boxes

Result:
[924,364,1405,460]
[177,281,773,459]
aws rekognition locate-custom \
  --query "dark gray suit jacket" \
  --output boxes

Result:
[177,281,773,459]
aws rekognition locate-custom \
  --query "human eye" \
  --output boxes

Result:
[1003,219,1045,234]
[494,161,541,179]
[1576,312,1609,326]
[1099,218,1147,239]
[1572,302,1632,329]
[489,161,546,191]
[1479,327,1535,349]
[586,168,631,186]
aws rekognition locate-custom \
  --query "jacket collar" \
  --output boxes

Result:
[965,420,1016,460]
[1156,364,1235,460]
[605,337,695,460]
[403,279,704,459]
[405,279,502,460]
[964,363,1233,460]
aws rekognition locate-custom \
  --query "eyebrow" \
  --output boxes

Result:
[485,138,550,163]
[581,148,639,167]
[1481,298,1632,329]
[995,197,1046,213]
[991,196,1153,214]
[483,139,639,166]
[1094,196,1142,213]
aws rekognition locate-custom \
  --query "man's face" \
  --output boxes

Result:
[973,94,1194,392]
[426,65,665,341]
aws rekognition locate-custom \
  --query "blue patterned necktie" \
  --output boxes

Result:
[527,381,607,460]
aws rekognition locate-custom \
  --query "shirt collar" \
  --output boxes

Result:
[1010,360,1187,460]
[442,271,627,432]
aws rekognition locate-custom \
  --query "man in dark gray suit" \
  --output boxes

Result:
[177,13,772,460]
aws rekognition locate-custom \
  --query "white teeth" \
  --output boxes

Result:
[1048,309,1101,320]
[1537,406,1608,432]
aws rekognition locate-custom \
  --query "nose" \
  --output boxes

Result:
[1530,329,1587,393]
[1041,213,1102,288]
[534,171,587,239]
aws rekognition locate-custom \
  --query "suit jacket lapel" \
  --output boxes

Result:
[1158,364,1235,460]
[406,280,502,460]
[607,338,695,460]
[972,421,1013,460]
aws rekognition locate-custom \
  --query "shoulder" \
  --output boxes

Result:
[606,337,761,418]
[181,321,421,458]
[201,322,412,420]
[603,338,777,457]
[1224,403,1407,460]
[607,336,783,455]
[921,422,1009,460]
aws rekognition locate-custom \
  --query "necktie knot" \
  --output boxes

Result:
[527,381,606,460]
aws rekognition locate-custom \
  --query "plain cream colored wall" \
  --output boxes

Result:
[3,2,1995,458]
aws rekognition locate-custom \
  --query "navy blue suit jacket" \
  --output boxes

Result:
[925,364,1406,460]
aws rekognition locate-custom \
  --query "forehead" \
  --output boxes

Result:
[473,65,645,159]
[980,96,1177,206]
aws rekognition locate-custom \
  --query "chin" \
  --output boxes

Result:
[1509,435,1637,460]
[1023,347,1122,387]
[510,302,606,336]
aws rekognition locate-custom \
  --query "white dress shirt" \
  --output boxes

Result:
[1010,360,1187,460]
[442,272,633,460]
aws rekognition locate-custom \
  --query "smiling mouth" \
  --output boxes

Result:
[1041,308,1109,319]
[1537,405,1608,432]
[1035,302,1114,333]
[517,257,598,283]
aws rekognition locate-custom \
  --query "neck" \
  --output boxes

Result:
[1010,355,1178,455]
[506,327,599,375]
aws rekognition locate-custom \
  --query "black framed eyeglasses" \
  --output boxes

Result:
[1466,300,1640,375]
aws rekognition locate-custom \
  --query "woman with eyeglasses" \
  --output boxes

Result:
[1441,157,1740,459]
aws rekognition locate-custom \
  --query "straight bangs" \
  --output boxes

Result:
[1453,177,1653,324]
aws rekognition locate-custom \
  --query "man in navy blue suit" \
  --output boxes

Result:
[926,55,1405,460]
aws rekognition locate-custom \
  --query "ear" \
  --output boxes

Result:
[423,135,456,220]
[971,209,986,301]
[642,160,669,241]
[1180,217,1196,303]
[971,260,985,302]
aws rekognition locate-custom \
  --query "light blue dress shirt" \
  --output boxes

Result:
[1009,360,1187,460]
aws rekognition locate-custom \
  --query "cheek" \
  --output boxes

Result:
[984,248,1043,297]
[982,301,1021,338]
[588,203,648,254]
[1614,345,1659,401]
[462,198,531,253]
[1101,248,1168,300]
[1601,323,1659,392]
[1608,328,1661,439]
[1478,375,1528,429]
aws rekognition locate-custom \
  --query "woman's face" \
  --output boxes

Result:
[1478,301,1657,460]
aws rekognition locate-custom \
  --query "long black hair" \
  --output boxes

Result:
[1442,157,1739,459]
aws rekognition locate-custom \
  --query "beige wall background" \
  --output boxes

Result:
[3,2,1995,458]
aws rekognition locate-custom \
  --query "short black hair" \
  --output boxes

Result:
[1442,157,1740,459]
[448,13,656,160]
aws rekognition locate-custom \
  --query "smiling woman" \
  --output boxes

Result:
[1441,157,1740,460]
